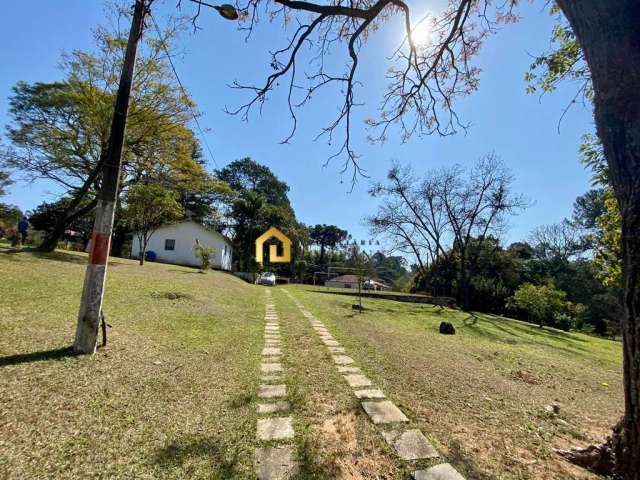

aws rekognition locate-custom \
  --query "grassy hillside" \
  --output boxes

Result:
[0,246,623,479]
[0,245,265,479]
[283,285,623,479]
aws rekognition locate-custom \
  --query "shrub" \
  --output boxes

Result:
[193,241,216,272]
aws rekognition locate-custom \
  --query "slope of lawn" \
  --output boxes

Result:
[285,284,623,480]
[0,245,265,479]
[0,245,624,480]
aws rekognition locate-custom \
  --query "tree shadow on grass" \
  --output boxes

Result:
[0,247,128,266]
[460,317,593,357]
[153,435,242,478]
[0,346,76,368]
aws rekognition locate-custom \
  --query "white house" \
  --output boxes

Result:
[131,220,232,270]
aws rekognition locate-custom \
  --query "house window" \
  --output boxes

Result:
[164,239,176,251]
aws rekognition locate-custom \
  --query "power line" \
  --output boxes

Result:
[149,13,219,170]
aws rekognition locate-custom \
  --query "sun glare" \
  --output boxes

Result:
[410,17,433,46]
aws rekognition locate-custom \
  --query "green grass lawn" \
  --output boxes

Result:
[283,285,623,479]
[0,245,265,479]
[0,246,623,479]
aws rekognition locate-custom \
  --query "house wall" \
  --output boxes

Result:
[131,222,232,270]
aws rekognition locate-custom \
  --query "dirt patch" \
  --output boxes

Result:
[312,412,396,480]
[512,369,542,385]
[151,291,195,301]
[319,412,358,452]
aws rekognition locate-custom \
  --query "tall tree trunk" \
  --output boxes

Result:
[557,1,640,476]
[138,235,145,265]
[39,198,98,252]
[458,250,470,310]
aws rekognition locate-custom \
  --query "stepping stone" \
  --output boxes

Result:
[258,384,287,398]
[322,340,339,347]
[344,374,372,388]
[261,375,283,383]
[257,401,291,414]
[329,346,346,353]
[257,416,294,441]
[413,464,465,480]
[265,326,280,330]
[354,389,386,399]
[256,446,298,480]
[361,401,409,424]
[266,322,279,327]
[261,363,283,374]
[262,347,281,356]
[265,334,281,339]
[338,366,361,373]
[383,429,439,460]
[333,355,354,365]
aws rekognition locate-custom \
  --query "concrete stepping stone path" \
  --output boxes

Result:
[413,463,466,480]
[261,363,283,374]
[332,355,355,365]
[362,400,409,424]
[354,388,386,399]
[344,374,373,388]
[259,384,287,399]
[256,446,298,480]
[383,429,440,460]
[262,347,282,356]
[254,290,298,479]
[281,289,466,480]
[257,417,295,441]
[258,401,291,414]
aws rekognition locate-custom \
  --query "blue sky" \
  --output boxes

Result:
[0,0,594,253]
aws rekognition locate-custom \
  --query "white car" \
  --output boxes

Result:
[259,272,277,286]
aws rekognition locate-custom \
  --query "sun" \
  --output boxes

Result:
[409,18,433,46]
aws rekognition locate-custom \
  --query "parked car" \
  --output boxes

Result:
[259,272,276,286]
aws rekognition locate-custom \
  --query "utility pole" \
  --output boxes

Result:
[74,0,148,354]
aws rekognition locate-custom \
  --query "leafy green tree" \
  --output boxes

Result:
[2,17,206,251]
[122,184,183,265]
[216,158,290,207]
[506,283,571,329]
[0,203,22,232]
[309,224,348,265]
[216,158,300,271]
[28,197,94,246]
[370,252,407,287]
[0,168,12,197]
[594,189,622,288]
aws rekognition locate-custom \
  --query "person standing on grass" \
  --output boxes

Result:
[17,217,29,245]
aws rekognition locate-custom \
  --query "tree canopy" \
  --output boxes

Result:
[122,184,183,265]
[2,16,209,251]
